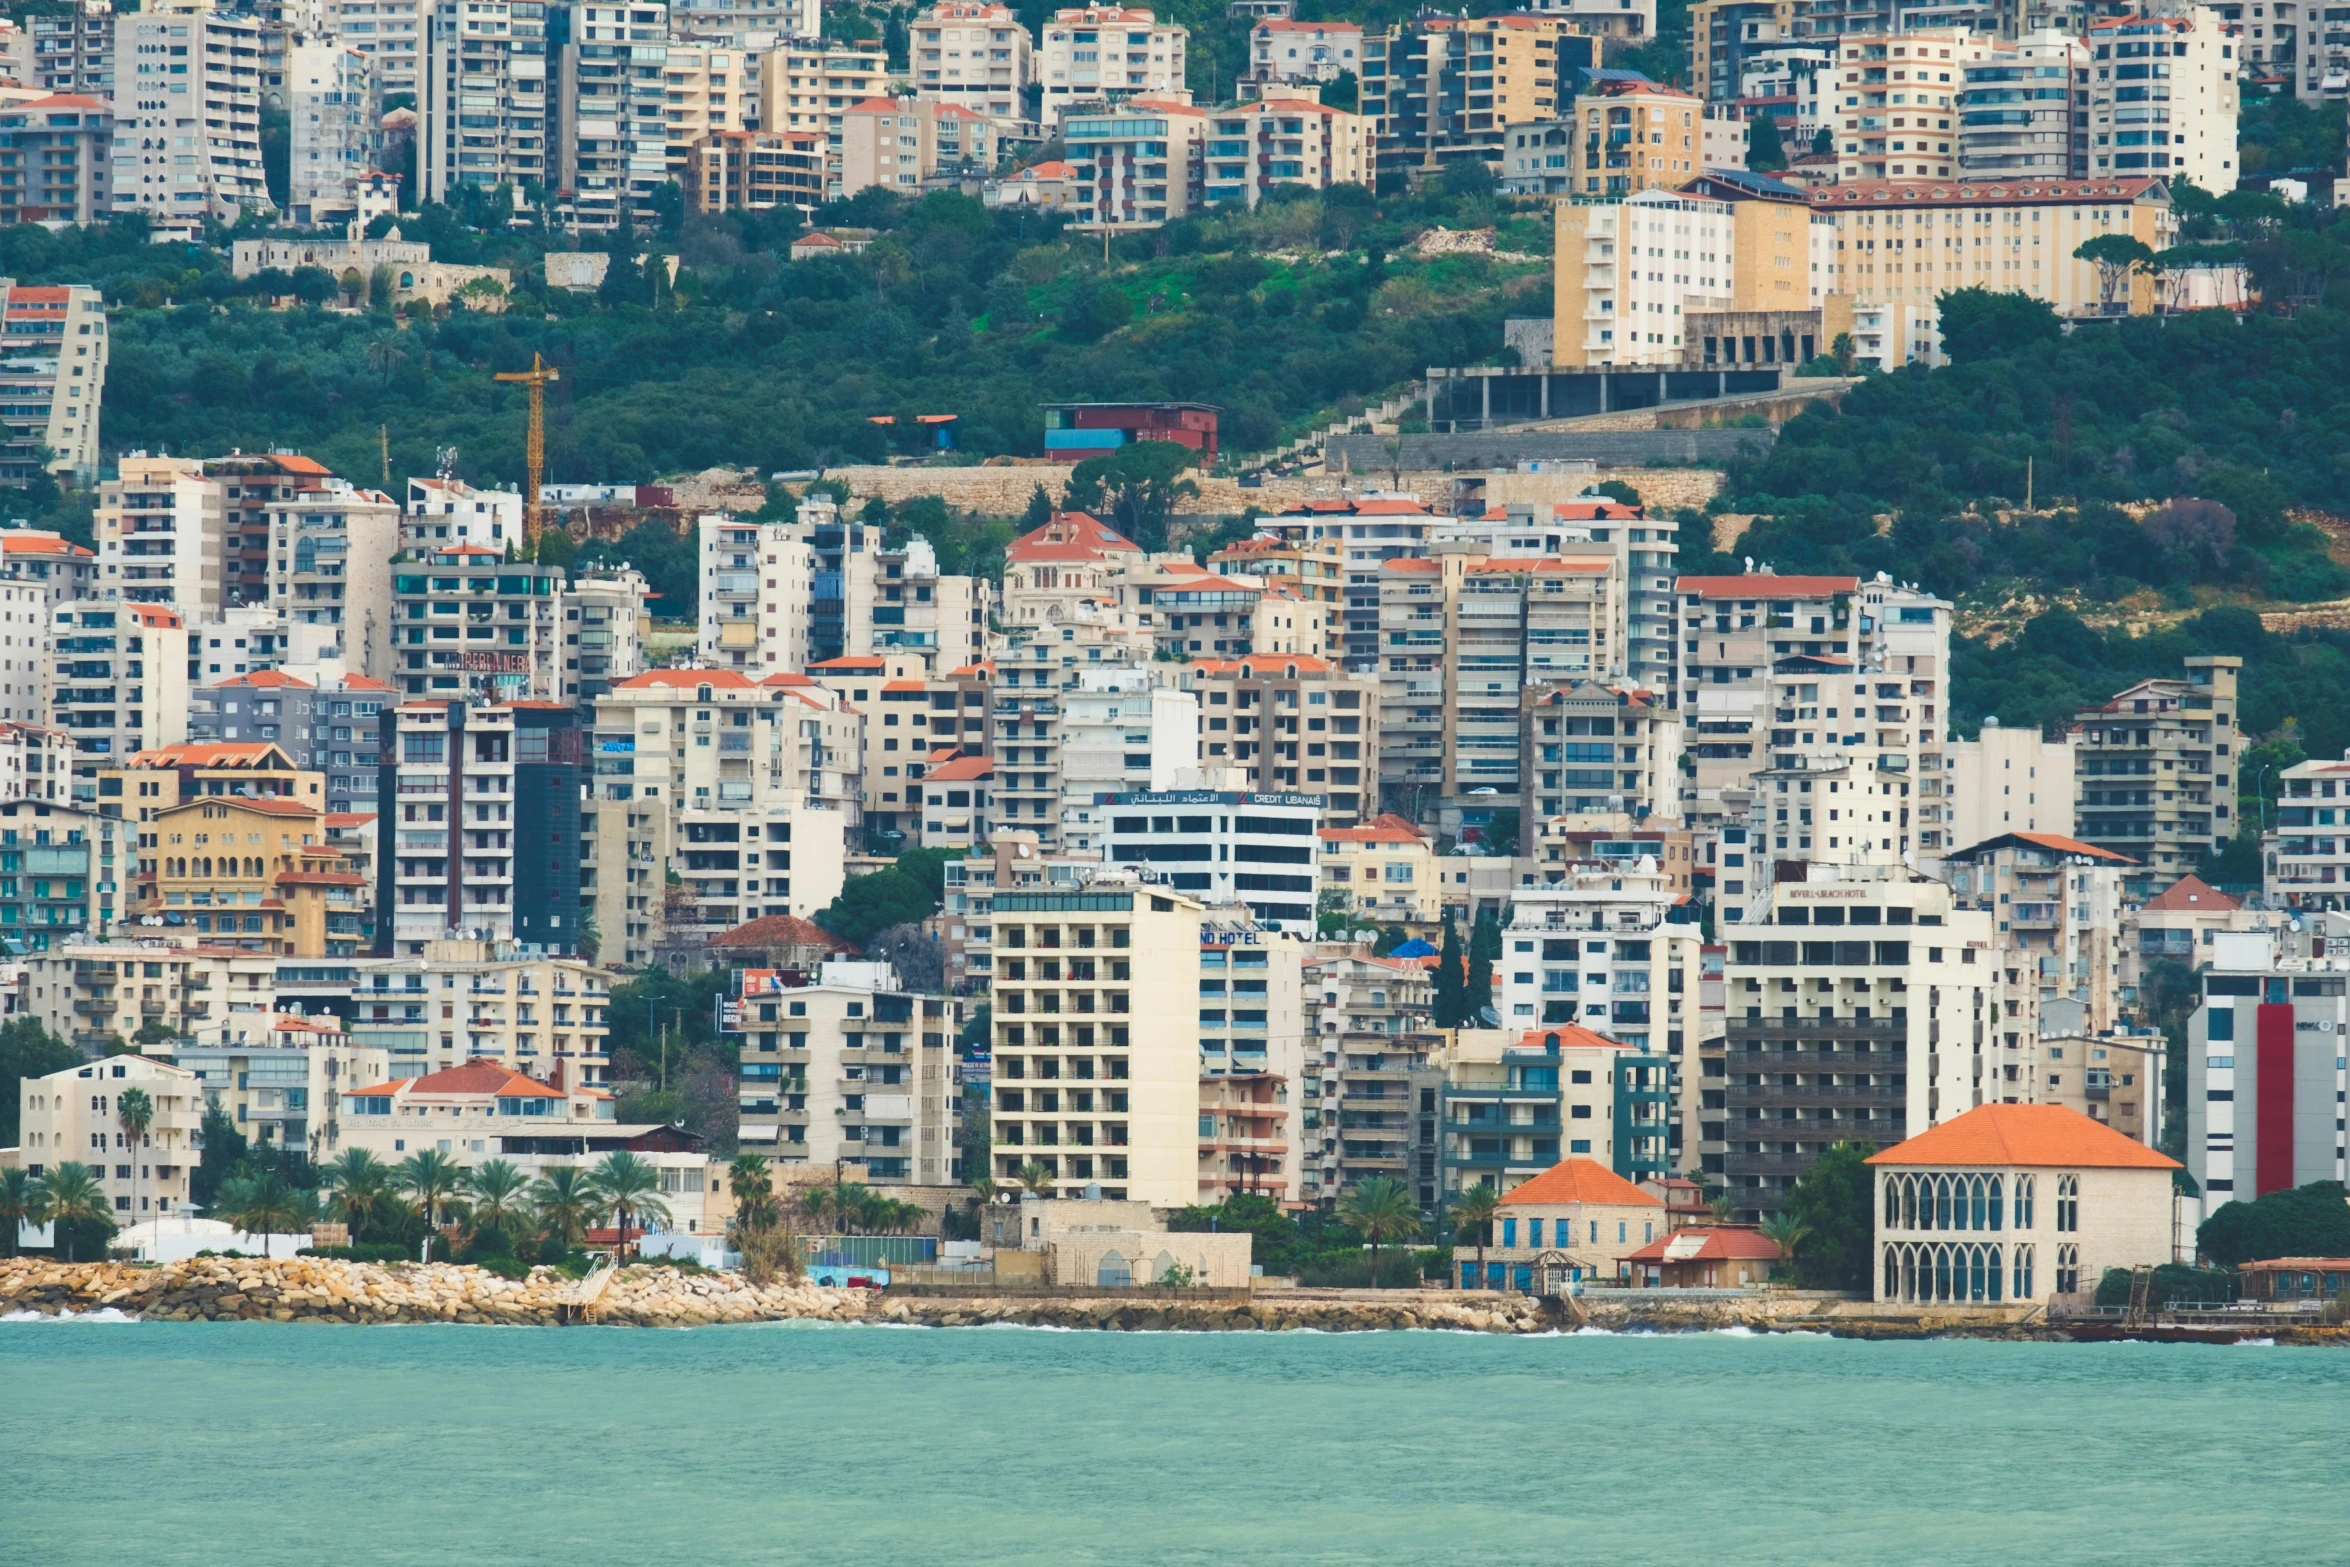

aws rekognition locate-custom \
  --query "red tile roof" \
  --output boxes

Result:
[0,531,90,558]
[1950,830,2137,865]
[1514,1025,1634,1052]
[346,1062,565,1099]
[2141,874,2239,912]
[216,669,315,690]
[1625,1226,1782,1263]
[1677,574,1859,599]
[1320,813,1425,846]
[1189,654,1340,676]
[710,913,856,952]
[613,668,763,691]
[1866,1103,2179,1170]
[1006,511,1141,563]
[127,742,297,770]
[1501,1157,1661,1209]
[924,755,995,783]
[811,656,887,671]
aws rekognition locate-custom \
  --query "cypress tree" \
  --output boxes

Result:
[1466,908,1501,1023]
[1433,914,1466,1028]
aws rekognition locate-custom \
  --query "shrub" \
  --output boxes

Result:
[537,1232,569,1266]
[459,1225,517,1264]
[2094,1263,2238,1309]
[473,1255,532,1281]
[298,1243,412,1264]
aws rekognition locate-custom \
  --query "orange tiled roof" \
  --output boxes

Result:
[1866,1103,2180,1170]
[1949,830,2137,865]
[1005,511,1141,563]
[0,531,91,558]
[1500,1157,1662,1209]
[1319,813,1424,846]
[924,755,995,782]
[1625,1226,1781,1263]
[614,669,761,691]
[1189,654,1339,676]
[710,913,855,951]
[126,742,296,769]
[216,669,315,690]
[346,1062,565,1099]
[1514,1025,1634,1052]
[2141,874,2239,912]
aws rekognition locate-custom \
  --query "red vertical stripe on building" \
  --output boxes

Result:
[2256,1002,2297,1196]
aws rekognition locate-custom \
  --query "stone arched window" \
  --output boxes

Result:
[2055,1174,2079,1233]
[2055,1243,2080,1295]
[2014,1175,2035,1230]
[1096,1249,1131,1287]
[1968,1175,1988,1232]
[1988,1176,2003,1232]
[1885,1175,1901,1230]
[1900,1173,1918,1230]
[1884,1245,1900,1298]
[2013,1243,2035,1300]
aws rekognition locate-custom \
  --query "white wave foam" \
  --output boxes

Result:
[0,1307,138,1324]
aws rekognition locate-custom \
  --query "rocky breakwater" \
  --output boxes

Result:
[878,1290,1559,1333]
[0,1257,868,1328]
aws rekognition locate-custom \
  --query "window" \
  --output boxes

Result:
[2055,1174,2078,1232]
[2055,1242,2079,1295]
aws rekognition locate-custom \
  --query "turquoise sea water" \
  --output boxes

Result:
[1,1318,2340,1565]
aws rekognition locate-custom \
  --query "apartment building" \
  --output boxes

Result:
[32,4,115,99]
[1570,76,1703,195]
[185,670,396,819]
[1520,681,1680,824]
[686,126,826,212]
[1944,716,2076,852]
[285,38,374,226]
[1200,97,1369,209]
[0,796,124,948]
[1196,922,1308,1202]
[1720,867,2002,1219]
[1442,1025,1674,1200]
[1238,19,1360,99]
[755,41,887,151]
[263,473,399,681]
[96,455,222,621]
[1377,548,1619,821]
[1388,15,1601,175]
[1941,829,2129,1054]
[51,601,192,777]
[1958,30,2086,178]
[127,792,362,958]
[1100,788,1321,931]
[1829,30,1992,183]
[668,0,814,40]
[0,282,105,486]
[987,879,1202,1203]
[2070,655,2241,882]
[0,723,74,805]
[584,668,851,965]
[187,605,333,685]
[562,567,647,705]
[1179,656,1377,828]
[111,0,267,227]
[1678,571,1855,829]
[404,476,524,552]
[698,512,808,671]
[1304,948,1441,1206]
[911,1,1031,119]
[839,93,997,198]
[1806,176,2175,369]
[171,1021,387,1161]
[0,94,113,228]
[1054,667,1195,854]
[14,1052,204,1220]
[329,0,424,99]
[1319,814,1440,928]
[390,545,566,703]
[1063,93,1206,227]
[2186,953,2350,1208]
[659,41,754,185]
[733,961,963,1184]
[373,700,582,955]
[1038,6,1185,127]
[1550,178,1836,368]
[0,528,97,614]
[2087,9,2237,192]
[550,0,668,229]
[352,936,611,1085]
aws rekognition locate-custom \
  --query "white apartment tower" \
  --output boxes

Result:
[1038,6,1187,127]
[286,37,377,227]
[111,0,268,227]
[911,2,1032,120]
[2086,9,2238,193]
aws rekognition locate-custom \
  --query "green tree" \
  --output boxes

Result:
[1781,1141,1877,1290]
[2074,232,2155,312]
[1018,1160,1056,1197]
[0,1166,42,1257]
[0,1017,78,1146]
[891,845,957,902]
[1168,1192,1306,1275]
[1337,1176,1422,1290]
[1757,1211,1809,1282]
[33,1162,109,1262]
[531,1165,598,1250]
[1448,1183,1502,1278]
[1465,908,1501,1023]
[814,867,936,946]
[214,1171,307,1257]
[1021,484,1054,532]
[1060,441,1201,551]
[1432,914,1467,1028]
[462,1159,531,1238]
[396,1149,467,1259]
[1936,286,2061,364]
[2198,1180,2350,1268]
[191,1103,249,1210]
[1746,110,1787,172]
[589,1151,671,1258]
[319,1149,398,1240]
[113,1087,154,1228]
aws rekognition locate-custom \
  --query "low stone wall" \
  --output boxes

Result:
[815,464,1723,519]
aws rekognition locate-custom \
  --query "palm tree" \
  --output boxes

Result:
[462,1160,530,1239]
[35,1162,108,1262]
[1758,1212,1809,1283]
[531,1165,596,1252]
[967,1174,999,1206]
[1447,1183,1502,1285]
[796,1180,842,1236]
[588,1152,670,1259]
[1339,1175,1422,1291]
[396,1149,465,1260]
[215,1171,305,1258]
[726,1154,779,1229]
[0,1166,46,1258]
[113,1087,154,1227]
[1017,1161,1056,1198]
[319,1149,395,1240]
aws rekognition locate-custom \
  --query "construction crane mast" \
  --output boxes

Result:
[493,352,559,554]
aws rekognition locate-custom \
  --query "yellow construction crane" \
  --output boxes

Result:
[493,352,560,554]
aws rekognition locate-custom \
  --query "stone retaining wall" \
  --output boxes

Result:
[813,464,1723,518]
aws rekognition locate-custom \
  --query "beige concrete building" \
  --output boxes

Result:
[97,454,225,623]
[911,1,1032,120]
[1940,829,2130,1055]
[757,41,891,183]
[987,877,1202,1203]
[1063,93,1207,228]
[1196,922,1309,1203]
[15,1051,204,1220]
[268,474,399,683]
[1944,717,2076,853]
[732,960,964,1185]
[1320,814,1440,928]
[1304,948,1440,1204]
[51,601,192,790]
[1037,5,1186,128]
[1006,1195,1255,1286]
[661,42,758,186]
[1179,656,1379,828]
[1200,97,1369,209]
[1830,30,1992,183]
[170,1021,390,1163]
[1570,77,1702,196]
[1451,1155,1665,1290]
[1870,1103,2179,1304]
[1677,571,1859,834]
[351,937,612,1089]
[2086,9,2237,193]
[1396,14,1600,173]
[838,94,998,198]
[2070,655,2241,882]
